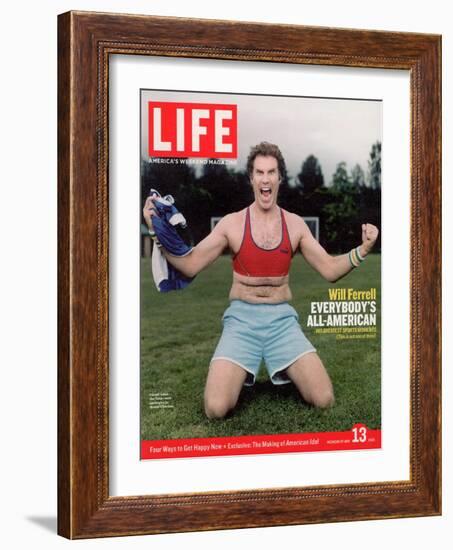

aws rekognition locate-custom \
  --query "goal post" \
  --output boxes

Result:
[303,216,319,241]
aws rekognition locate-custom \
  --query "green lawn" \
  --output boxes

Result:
[141,254,381,440]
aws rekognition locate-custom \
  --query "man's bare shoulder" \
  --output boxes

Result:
[281,209,309,234]
[215,209,246,232]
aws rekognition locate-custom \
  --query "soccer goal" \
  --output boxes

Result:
[303,216,319,241]
[210,216,223,231]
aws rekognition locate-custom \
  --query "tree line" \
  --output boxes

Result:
[141,142,381,253]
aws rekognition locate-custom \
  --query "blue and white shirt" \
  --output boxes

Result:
[150,194,194,292]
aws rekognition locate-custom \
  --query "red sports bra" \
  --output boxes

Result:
[232,208,293,277]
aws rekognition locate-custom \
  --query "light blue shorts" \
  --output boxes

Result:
[211,300,316,386]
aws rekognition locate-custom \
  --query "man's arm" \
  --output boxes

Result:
[298,218,379,283]
[163,221,229,278]
[143,197,230,278]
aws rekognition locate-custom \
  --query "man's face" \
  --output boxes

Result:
[250,155,281,210]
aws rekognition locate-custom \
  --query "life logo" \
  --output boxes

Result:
[148,101,238,158]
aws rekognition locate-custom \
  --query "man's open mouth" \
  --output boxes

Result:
[260,187,272,198]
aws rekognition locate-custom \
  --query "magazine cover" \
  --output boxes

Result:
[140,89,381,460]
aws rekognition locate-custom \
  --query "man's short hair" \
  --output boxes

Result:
[246,142,286,179]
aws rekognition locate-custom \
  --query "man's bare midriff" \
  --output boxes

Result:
[229,272,292,304]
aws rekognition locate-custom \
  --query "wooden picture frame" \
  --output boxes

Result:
[58,11,441,539]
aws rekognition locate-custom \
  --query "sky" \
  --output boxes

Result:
[141,89,382,185]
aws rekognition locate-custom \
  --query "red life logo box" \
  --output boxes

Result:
[148,101,238,158]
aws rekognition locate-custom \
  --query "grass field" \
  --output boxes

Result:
[140,254,381,440]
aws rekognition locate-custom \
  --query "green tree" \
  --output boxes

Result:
[322,162,361,252]
[332,161,352,191]
[297,155,324,195]
[351,164,366,189]
[286,154,325,223]
[141,158,196,203]
[198,161,238,217]
[368,141,381,189]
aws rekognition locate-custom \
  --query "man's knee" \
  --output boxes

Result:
[311,386,335,409]
[204,395,234,419]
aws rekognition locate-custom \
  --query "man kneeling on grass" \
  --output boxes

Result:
[143,141,379,419]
